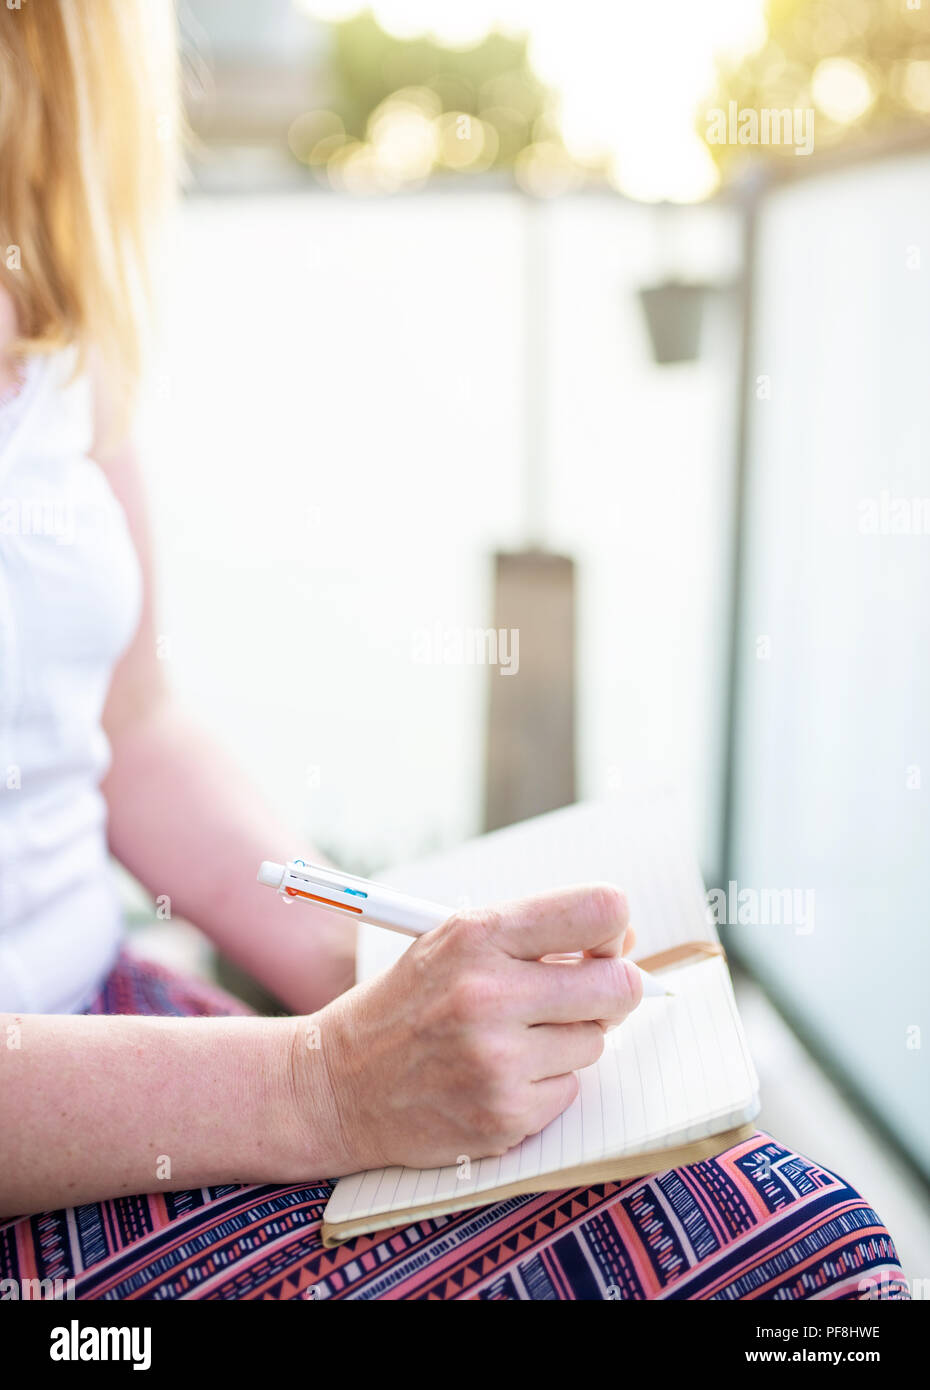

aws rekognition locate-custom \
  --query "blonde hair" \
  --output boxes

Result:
[0,0,178,409]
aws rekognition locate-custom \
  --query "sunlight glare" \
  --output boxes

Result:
[295,0,769,200]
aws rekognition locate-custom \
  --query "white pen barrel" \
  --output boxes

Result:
[365,888,452,937]
[257,860,452,937]
[258,861,669,990]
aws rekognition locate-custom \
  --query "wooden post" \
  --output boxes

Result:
[484,549,576,831]
[482,196,577,831]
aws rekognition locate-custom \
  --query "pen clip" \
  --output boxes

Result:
[282,860,367,916]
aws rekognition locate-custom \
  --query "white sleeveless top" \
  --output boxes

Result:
[0,350,142,1012]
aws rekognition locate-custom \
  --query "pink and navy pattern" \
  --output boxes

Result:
[0,950,909,1300]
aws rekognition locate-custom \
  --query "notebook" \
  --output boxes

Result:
[321,796,760,1247]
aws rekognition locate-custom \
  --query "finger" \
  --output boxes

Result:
[526,1072,580,1135]
[507,953,644,1025]
[548,917,635,964]
[582,920,636,961]
[479,884,631,961]
[524,1021,605,1080]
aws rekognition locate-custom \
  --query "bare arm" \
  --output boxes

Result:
[95,388,355,1014]
[1,881,639,1216]
[0,1010,346,1219]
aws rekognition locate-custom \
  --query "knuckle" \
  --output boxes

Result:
[462,1044,525,1146]
[440,908,502,956]
[437,909,471,940]
[477,1090,528,1153]
[447,971,496,1023]
[462,1031,515,1093]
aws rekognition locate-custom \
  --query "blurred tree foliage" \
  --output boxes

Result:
[328,12,549,157]
[288,9,589,188]
[705,0,930,179]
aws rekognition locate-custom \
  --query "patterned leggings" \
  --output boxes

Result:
[0,950,909,1300]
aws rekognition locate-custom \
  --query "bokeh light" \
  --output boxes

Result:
[901,59,930,115]
[369,95,439,182]
[288,110,345,165]
[811,56,876,125]
[514,141,581,198]
[435,112,498,172]
[291,1,930,199]
[294,0,769,201]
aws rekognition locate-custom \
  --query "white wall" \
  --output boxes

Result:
[141,189,739,874]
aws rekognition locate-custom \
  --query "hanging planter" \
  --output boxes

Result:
[637,278,708,364]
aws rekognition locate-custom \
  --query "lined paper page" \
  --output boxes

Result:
[327,797,759,1228]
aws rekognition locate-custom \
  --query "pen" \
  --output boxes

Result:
[257,859,674,998]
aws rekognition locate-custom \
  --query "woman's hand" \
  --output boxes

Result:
[290,885,641,1174]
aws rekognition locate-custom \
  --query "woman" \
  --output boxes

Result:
[0,1,907,1300]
